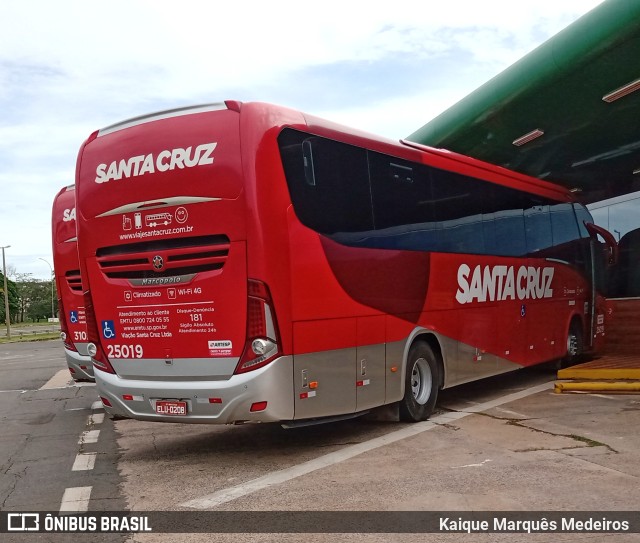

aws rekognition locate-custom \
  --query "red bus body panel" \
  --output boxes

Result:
[75,101,601,424]
[52,185,93,380]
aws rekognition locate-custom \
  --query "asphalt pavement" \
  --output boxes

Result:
[2,341,640,543]
[0,340,126,543]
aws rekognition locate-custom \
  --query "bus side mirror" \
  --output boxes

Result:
[584,222,618,266]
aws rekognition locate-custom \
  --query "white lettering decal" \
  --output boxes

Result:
[503,266,515,300]
[482,265,497,302]
[94,142,217,183]
[455,264,556,304]
[139,154,155,175]
[516,266,528,300]
[62,208,76,222]
[469,265,483,302]
[118,158,132,179]
[170,148,186,170]
[197,142,217,165]
[156,150,171,172]
[106,161,119,181]
[543,268,554,297]
[95,164,107,183]
[455,264,471,304]
[184,146,199,168]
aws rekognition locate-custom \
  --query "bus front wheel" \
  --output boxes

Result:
[400,342,440,422]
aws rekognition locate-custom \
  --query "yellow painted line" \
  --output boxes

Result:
[555,381,640,393]
[558,368,640,380]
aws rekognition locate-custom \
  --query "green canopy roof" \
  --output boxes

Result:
[407,0,640,204]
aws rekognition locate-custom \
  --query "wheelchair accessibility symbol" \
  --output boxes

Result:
[69,310,78,324]
[102,320,116,339]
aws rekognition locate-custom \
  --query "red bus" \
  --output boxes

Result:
[75,101,611,424]
[52,185,94,381]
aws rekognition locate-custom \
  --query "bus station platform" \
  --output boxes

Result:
[555,354,640,393]
[555,298,640,393]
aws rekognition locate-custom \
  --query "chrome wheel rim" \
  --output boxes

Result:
[411,358,432,405]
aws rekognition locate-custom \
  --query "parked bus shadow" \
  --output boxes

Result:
[115,365,557,463]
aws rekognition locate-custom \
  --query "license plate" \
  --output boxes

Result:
[155,400,188,416]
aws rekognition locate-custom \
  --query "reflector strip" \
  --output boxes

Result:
[299,391,317,399]
[250,401,268,412]
[356,380,371,387]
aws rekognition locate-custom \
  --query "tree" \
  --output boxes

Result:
[13,272,33,322]
[12,275,58,323]
[0,271,20,324]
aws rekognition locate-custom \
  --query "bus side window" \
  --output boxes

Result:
[369,152,433,231]
[279,129,373,235]
[430,169,485,254]
[574,204,594,238]
[484,184,528,257]
[492,209,526,256]
[525,205,552,255]
[550,203,580,246]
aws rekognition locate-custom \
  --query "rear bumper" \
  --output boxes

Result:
[95,355,294,424]
[64,348,95,381]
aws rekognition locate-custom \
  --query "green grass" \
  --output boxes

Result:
[0,332,60,344]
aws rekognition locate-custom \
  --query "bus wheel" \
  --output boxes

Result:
[400,342,440,422]
[563,320,583,366]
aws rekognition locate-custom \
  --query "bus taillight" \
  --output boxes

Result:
[58,299,77,352]
[84,292,116,375]
[235,279,281,374]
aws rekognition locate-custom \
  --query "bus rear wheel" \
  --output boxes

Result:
[563,320,584,366]
[400,342,440,422]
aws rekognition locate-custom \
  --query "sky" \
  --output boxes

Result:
[0,0,604,280]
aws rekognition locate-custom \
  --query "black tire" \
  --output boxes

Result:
[562,319,584,367]
[399,341,440,422]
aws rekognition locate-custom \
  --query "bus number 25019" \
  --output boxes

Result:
[107,344,144,359]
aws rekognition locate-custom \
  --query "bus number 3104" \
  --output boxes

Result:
[107,344,144,359]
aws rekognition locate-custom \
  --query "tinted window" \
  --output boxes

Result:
[550,203,580,246]
[279,129,373,234]
[429,169,487,254]
[369,152,434,229]
[525,205,553,254]
[574,204,594,238]
[279,129,571,259]
[491,209,527,256]
[487,184,544,257]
